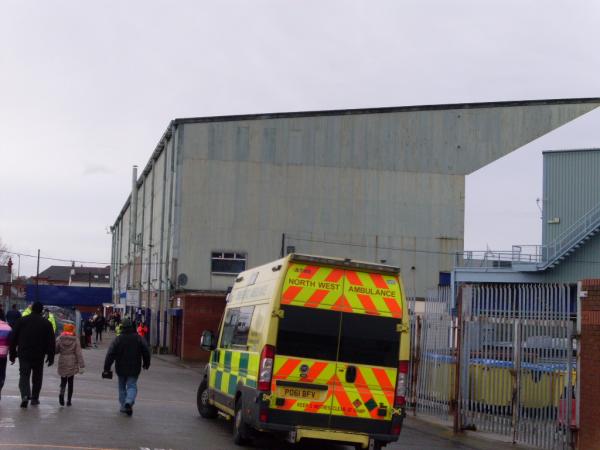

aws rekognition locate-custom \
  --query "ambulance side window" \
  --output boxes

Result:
[220,308,240,348]
[231,306,255,347]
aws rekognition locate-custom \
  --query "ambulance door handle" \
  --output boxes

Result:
[345,365,357,383]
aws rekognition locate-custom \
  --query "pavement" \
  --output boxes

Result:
[0,333,529,450]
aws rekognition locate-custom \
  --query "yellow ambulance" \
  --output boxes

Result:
[198,254,410,449]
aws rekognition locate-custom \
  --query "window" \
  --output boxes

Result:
[231,306,254,347]
[220,306,255,348]
[277,305,340,361]
[220,308,240,348]
[211,251,247,275]
[338,313,400,367]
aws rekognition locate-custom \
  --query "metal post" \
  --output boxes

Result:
[280,233,286,258]
[411,315,422,416]
[511,318,521,444]
[453,285,462,433]
[35,249,40,301]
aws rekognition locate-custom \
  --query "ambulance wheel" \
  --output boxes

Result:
[197,380,217,419]
[233,398,251,445]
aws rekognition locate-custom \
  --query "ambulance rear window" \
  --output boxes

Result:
[338,313,399,367]
[277,305,339,361]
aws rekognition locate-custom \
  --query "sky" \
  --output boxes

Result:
[1,0,599,277]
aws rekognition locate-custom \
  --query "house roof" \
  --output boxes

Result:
[37,266,71,282]
[37,265,110,283]
[71,266,110,283]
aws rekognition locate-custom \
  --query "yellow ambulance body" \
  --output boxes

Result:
[198,254,410,449]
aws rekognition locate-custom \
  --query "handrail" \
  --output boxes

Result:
[541,202,600,268]
[455,203,600,270]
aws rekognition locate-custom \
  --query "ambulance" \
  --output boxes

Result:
[198,254,410,449]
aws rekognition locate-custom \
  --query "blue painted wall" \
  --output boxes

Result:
[26,285,112,307]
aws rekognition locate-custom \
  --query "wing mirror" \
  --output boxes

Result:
[200,330,217,351]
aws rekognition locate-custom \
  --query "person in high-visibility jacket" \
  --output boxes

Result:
[21,305,32,317]
[43,309,57,334]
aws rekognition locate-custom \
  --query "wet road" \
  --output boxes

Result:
[0,334,519,450]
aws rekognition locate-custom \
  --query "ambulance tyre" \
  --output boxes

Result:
[233,398,251,446]
[197,380,217,419]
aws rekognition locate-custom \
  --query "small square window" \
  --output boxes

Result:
[211,251,247,275]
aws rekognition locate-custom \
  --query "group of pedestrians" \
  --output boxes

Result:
[0,302,151,416]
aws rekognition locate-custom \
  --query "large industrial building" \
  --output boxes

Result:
[110,98,600,359]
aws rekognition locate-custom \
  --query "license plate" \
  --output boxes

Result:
[276,386,327,402]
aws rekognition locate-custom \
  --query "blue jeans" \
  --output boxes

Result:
[118,375,138,407]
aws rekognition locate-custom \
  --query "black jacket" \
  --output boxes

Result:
[6,309,21,327]
[104,326,151,377]
[9,312,55,362]
[94,316,105,331]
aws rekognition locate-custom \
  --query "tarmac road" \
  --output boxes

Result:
[0,333,522,450]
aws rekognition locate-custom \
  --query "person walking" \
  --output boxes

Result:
[0,317,12,401]
[103,318,150,416]
[94,313,105,344]
[83,318,94,348]
[137,321,149,341]
[55,323,85,406]
[43,308,57,335]
[6,304,21,328]
[9,301,55,408]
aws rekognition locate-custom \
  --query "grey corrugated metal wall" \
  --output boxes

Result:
[111,101,600,303]
[541,149,600,282]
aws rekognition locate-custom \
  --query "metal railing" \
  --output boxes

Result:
[541,202,600,268]
[455,245,543,268]
[456,203,600,272]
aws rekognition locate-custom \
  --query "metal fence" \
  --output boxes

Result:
[409,284,576,450]
[412,287,457,419]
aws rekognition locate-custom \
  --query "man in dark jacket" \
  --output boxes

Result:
[103,318,150,416]
[5,304,21,328]
[9,301,55,408]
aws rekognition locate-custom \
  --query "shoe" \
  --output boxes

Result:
[20,398,28,408]
[59,394,65,406]
[66,400,72,407]
[124,402,133,416]
[30,399,40,406]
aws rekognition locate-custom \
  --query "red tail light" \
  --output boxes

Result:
[394,361,409,407]
[258,345,275,392]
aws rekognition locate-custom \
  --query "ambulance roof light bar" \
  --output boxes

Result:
[290,253,400,275]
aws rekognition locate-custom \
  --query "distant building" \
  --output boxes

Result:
[455,148,600,285]
[0,265,11,299]
[32,265,110,288]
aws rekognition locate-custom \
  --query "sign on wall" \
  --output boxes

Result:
[126,289,139,306]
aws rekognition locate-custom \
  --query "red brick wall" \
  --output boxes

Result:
[181,294,226,362]
[579,280,600,450]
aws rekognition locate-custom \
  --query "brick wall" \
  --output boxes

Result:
[578,279,600,450]
[181,293,226,362]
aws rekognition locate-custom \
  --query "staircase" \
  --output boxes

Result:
[539,202,600,270]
